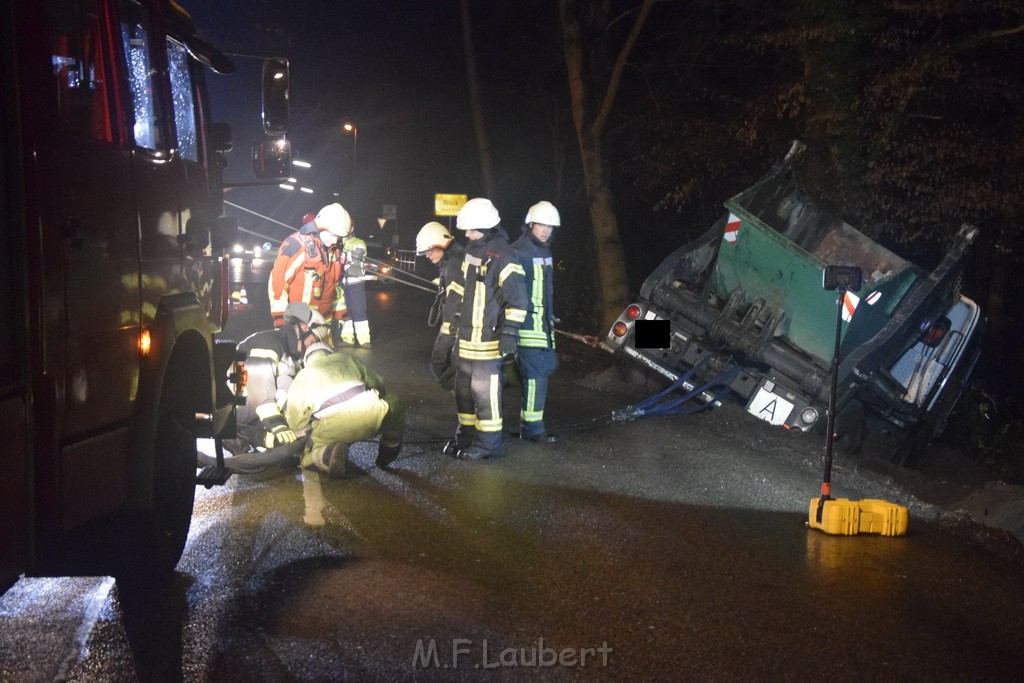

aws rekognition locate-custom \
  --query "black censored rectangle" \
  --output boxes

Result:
[633,319,670,349]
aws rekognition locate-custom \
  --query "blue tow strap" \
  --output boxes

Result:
[613,360,740,421]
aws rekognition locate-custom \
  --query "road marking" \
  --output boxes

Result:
[56,576,115,680]
[301,471,327,526]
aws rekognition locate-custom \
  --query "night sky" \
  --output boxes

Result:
[185,0,560,246]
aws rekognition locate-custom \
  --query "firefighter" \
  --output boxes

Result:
[268,203,350,330]
[438,198,528,460]
[285,342,406,478]
[417,221,464,389]
[231,301,329,455]
[512,201,561,443]
[338,228,374,347]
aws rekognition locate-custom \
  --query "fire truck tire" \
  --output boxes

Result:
[118,366,197,580]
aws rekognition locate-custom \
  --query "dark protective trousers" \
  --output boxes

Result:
[344,280,368,322]
[517,347,558,437]
[454,356,505,455]
[197,437,307,476]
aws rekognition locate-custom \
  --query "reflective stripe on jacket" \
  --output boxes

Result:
[342,236,374,282]
[268,222,346,325]
[437,243,465,335]
[236,327,302,426]
[454,232,528,361]
[512,233,556,349]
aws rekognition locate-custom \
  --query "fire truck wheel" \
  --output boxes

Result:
[119,368,197,581]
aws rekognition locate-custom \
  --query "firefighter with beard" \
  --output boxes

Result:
[512,201,561,443]
[416,221,464,390]
[268,203,350,330]
[436,198,528,460]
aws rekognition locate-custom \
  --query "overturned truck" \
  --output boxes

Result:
[605,141,982,461]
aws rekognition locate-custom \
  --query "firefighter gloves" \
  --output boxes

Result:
[499,333,519,361]
[262,422,299,448]
[432,334,456,365]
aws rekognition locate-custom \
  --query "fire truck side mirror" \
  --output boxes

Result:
[182,217,211,254]
[210,216,239,253]
[261,58,289,135]
[252,139,292,178]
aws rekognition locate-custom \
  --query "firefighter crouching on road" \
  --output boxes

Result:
[286,343,406,478]
[268,203,350,330]
[417,221,464,390]
[338,229,374,347]
[222,302,328,466]
[437,198,528,461]
[512,201,561,443]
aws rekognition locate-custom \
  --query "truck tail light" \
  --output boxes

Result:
[228,361,248,405]
[920,317,950,348]
[612,321,629,338]
[625,304,642,321]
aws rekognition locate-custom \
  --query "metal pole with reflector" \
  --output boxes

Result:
[808,265,909,536]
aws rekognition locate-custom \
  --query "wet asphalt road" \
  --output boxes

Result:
[2,282,1024,681]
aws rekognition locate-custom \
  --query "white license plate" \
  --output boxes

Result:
[746,386,794,426]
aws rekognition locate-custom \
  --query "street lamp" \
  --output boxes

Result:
[343,121,358,169]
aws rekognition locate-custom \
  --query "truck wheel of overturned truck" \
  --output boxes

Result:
[118,368,197,582]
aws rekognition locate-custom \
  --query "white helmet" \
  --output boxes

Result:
[316,203,353,237]
[416,222,454,254]
[308,309,330,342]
[525,200,560,227]
[303,341,333,365]
[456,198,500,231]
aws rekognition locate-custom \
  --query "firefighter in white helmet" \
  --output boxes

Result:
[440,198,529,460]
[417,221,464,389]
[512,201,561,443]
[285,343,406,478]
[268,204,350,329]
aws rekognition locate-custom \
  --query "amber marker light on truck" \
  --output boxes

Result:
[139,329,152,356]
[611,321,629,338]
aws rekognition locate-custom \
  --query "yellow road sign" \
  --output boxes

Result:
[434,193,467,217]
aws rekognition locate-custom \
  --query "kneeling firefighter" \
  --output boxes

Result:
[285,343,406,478]
[234,301,329,452]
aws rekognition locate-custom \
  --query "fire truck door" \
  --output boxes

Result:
[52,0,137,439]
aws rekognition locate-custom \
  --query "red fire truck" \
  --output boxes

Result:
[1,0,291,592]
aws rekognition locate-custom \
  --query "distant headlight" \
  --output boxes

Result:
[232,244,244,253]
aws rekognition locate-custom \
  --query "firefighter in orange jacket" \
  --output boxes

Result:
[268,203,351,329]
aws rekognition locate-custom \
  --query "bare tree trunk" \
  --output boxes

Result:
[559,0,654,328]
[459,0,495,198]
[579,129,630,328]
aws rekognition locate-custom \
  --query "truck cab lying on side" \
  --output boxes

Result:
[605,141,982,461]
